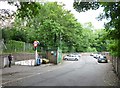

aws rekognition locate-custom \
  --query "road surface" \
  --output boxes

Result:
[2,55,119,86]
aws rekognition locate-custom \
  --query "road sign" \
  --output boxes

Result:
[33,40,39,47]
[33,40,40,66]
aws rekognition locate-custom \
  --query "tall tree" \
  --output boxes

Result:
[73,1,120,56]
[6,2,83,51]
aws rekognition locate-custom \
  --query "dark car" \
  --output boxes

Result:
[98,56,108,63]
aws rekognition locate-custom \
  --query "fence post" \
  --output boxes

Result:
[24,42,25,52]
[29,43,31,51]
[116,57,118,74]
[118,58,120,80]
[112,56,115,69]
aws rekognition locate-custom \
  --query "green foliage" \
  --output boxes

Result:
[86,47,97,52]
[17,2,42,19]
[2,28,14,42]
[3,2,111,53]
[107,40,118,56]
[73,2,100,12]
[92,29,108,52]
[107,39,120,57]
[3,40,33,53]
[11,2,84,52]
[73,1,120,56]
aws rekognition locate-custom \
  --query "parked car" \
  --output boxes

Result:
[63,54,79,61]
[93,54,102,59]
[97,56,108,63]
[97,54,103,59]
[72,53,81,57]
[42,58,49,64]
[90,53,94,56]
[93,54,99,59]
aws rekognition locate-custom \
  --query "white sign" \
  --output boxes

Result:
[33,41,39,47]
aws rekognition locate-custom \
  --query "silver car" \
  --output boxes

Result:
[63,54,79,61]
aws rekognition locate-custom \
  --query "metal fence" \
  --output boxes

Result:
[3,40,34,53]
[102,52,120,80]
[112,56,120,80]
[0,39,34,68]
[0,39,3,54]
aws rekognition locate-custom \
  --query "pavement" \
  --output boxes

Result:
[1,63,54,87]
[2,63,54,76]
[104,68,120,86]
[1,58,120,87]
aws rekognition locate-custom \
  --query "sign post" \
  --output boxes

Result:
[33,40,39,65]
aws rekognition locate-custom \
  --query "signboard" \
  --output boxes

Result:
[33,40,39,47]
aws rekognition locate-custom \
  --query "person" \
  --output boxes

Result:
[8,54,13,67]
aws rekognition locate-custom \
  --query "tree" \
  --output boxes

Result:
[93,29,108,52]
[73,1,120,56]
[3,1,112,53]
[5,2,83,52]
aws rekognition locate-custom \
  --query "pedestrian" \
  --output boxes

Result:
[8,54,13,67]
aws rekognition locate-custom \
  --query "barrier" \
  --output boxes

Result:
[15,59,35,66]
[3,57,8,67]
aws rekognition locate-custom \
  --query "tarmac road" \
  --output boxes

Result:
[2,55,120,86]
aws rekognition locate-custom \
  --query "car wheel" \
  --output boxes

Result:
[75,58,78,61]
[106,60,108,63]
[98,61,100,63]
[64,58,67,60]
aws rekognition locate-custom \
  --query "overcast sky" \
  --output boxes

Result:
[0,0,108,29]
[48,0,108,29]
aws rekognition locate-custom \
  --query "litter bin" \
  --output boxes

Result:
[36,58,41,65]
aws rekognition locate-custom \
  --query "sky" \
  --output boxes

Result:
[0,0,108,29]
[48,0,108,29]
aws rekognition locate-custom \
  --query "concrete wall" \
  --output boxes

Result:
[0,53,35,68]
[12,53,35,61]
[0,55,3,69]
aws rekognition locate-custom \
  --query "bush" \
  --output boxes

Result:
[86,47,97,52]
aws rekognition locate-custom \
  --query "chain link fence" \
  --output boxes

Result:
[3,40,34,53]
[0,39,34,68]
